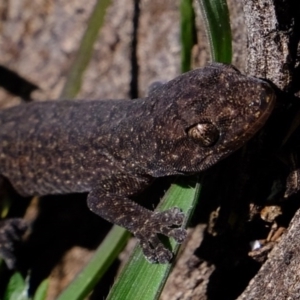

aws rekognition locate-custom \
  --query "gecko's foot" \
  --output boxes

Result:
[0,218,28,269]
[135,207,187,263]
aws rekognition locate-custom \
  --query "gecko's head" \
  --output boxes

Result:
[148,63,275,175]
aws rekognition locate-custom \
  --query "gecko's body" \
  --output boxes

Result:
[0,63,275,267]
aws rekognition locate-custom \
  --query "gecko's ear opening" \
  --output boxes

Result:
[186,123,219,147]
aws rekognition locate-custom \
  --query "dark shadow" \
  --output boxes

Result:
[0,65,39,101]
[273,0,300,93]
[129,0,140,99]
[16,193,112,294]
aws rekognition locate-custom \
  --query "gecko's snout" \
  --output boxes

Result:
[259,83,275,109]
[246,82,275,132]
[247,82,275,111]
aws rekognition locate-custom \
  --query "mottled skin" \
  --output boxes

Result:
[0,63,275,267]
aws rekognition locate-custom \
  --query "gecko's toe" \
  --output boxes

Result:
[139,235,173,264]
[156,247,173,263]
[135,207,187,263]
[167,207,185,225]
[153,207,185,226]
[170,228,187,243]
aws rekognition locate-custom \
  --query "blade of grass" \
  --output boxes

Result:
[107,177,201,300]
[60,0,111,99]
[197,0,232,63]
[33,279,49,300]
[57,226,130,300]
[3,272,28,300]
[180,0,197,72]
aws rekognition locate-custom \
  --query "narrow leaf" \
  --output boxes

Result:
[33,279,49,300]
[3,272,28,300]
[60,0,111,99]
[107,177,201,300]
[180,0,196,72]
[57,226,130,300]
[197,0,232,63]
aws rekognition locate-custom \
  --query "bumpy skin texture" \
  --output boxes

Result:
[0,63,275,267]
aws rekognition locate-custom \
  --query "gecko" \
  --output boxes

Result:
[0,63,275,268]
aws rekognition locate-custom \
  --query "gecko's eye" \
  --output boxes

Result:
[187,123,219,147]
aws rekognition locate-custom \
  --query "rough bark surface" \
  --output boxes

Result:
[238,209,300,300]
[161,225,216,300]
[243,0,292,90]
[238,1,300,299]
[0,0,97,104]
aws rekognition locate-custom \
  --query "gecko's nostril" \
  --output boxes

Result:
[259,84,274,109]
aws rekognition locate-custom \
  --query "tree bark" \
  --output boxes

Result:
[238,1,300,298]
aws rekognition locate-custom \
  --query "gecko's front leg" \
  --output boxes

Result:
[87,188,186,263]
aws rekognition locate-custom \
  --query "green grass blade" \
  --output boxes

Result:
[57,226,130,300]
[3,272,28,300]
[180,0,196,72]
[60,0,111,99]
[107,177,201,300]
[33,279,48,300]
[197,0,232,63]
